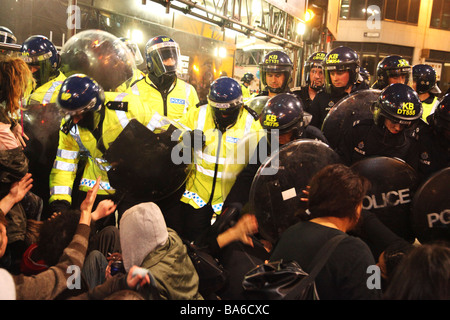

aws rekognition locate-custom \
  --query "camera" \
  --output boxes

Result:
[110,260,125,276]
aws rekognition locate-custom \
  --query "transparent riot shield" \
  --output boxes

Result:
[245,96,270,116]
[350,156,419,242]
[96,115,192,202]
[21,102,64,215]
[60,29,135,92]
[411,167,450,244]
[221,129,267,201]
[249,139,342,244]
[322,89,381,149]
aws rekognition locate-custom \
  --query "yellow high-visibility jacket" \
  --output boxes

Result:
[26,72,66,105]
[177,104,262,214]
[49,91,168,204]
[241,84,252,103]
[422,95,439,123]
[128,74,199,121]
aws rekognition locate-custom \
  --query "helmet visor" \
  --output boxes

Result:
[147,42,181,77]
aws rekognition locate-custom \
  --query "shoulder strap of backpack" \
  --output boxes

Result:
[283,234,347,300]
[307,234,347,278]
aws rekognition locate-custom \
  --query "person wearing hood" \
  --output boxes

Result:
[119,201,203,300]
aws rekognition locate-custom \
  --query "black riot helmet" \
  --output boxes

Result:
[412,64,440,94]
[304,51,326,90]
[259,50,293,94]
[430,93,450,136]
[208,76,244,132]
[241,72,254,85]
[373,55,411,89]
[372,83,422,128]
[324,46,360,93]
[259,93,305,140]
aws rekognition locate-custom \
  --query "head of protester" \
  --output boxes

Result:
[259,93,305,145]
[372,55,411,90]
[20,35,61,88]
[323,46,360,96]
[145,35,181,89]
[259,50,293,97]
[56,74,105,133]
[0,55,35,115]
[304,51,326,91]
[372,83,422,135]
[208,76,244,132]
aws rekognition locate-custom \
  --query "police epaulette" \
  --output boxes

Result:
[106,101,128,112]
[243,105,259,120]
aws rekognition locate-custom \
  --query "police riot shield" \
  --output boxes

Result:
[249,139,341,244]
[221,130,267,201]
[60,30,135,92]
[100,117,192,202]
[22,102,64,215]
[350,156,419,242]
[322,89,381,149]
[245,96,270,116]
[411,167,450,244]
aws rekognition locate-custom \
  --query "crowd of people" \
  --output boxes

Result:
[0,25,449,301]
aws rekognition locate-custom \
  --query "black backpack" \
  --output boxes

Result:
[242,234,347,300]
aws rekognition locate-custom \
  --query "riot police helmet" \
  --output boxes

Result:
[57,74,105,116]
[412,64,440,94]
[145,35,180,77]
[430,93,450,135]
[259,93,305,138]
[208,77,243,132]
[304,51,326,90]
[20,35,60,87]
[0,26,16,44]
[372,83,422,127]
[323,46,360,92]
[241,72,254,84]
[259,50,293,94]
[374,55,411,89]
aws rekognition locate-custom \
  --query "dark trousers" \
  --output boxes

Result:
[162,201,215,242]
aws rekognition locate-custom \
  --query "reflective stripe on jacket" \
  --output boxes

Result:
[128,75,199,121]
[26,72,66,105]
[178,104,263,213]
[49,91,166,204]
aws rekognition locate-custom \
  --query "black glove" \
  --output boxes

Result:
[48,200,71,215]
[214,202,243,235]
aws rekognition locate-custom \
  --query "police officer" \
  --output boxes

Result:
[128,35,199,121]
[371,55,412,90]
[294,51,326,113]
[20,35,66,105]
[240,72,255,103]
[116,37,145,94]
[49,74,166,225]
[166,77,262,242]
[309,46,366,129]
[336,83,423,169]
[258,50,294,98]
[415,93,450,181]
[412,64,441,122]
[221,93,328,224]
